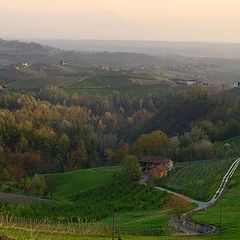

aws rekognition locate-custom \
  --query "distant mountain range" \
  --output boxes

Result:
[0,39,158,67]
[35,40,240,59]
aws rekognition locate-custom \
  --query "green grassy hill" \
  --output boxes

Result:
[44,167,122,199]
[224,136,240,151]
[1,167,169,232]
[67,85,174,97]
[1,164,240,239]
[159,159,234,201]
[193,167,240,239]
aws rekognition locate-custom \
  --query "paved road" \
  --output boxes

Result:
[0,192,49,205]
[155,158,240,235]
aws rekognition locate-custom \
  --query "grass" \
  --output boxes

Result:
[44,167,122,199]
[67,72,170,89]
[58,65,91,74]
[71,77,103,87]
[102,210,168,228]
[193,167,240,239]
[224,136,240,151]
[0,167,169,231]
[1,164,240,239]
[8,76,75,89]
[67,86,175,98]
[159,159,234,201]
[0,227,206,240]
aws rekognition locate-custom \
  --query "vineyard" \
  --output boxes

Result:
[159,159,234,201]
[193,167,240,239]
[0,215,165,239]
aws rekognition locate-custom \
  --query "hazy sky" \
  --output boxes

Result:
[1,0,240,42]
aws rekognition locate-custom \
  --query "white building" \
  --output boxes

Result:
[233,81,240,88]
[186,80,198,86]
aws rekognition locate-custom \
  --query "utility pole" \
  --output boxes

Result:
[219,203,222,239]
[112,210,115,240]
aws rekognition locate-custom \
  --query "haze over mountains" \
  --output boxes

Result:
[36,40,240,59]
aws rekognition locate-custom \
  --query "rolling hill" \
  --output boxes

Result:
[159,159,234,201]
[44,167,122,199]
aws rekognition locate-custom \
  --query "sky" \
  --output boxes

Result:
[1,0,240,42]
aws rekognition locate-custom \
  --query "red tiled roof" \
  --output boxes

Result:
[155,165,169,171]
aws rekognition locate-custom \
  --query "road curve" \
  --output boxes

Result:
[155,158,240,235]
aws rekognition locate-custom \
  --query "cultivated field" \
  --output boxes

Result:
[44,167,122,199]
[1,164,240,239]
[159,159,234,201]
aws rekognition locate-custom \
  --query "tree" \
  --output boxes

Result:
[180,140,215,162]
[133,131,171,157]
[31,174,47,196]
[122,155,142,182]
[105,143,129,165]
[68,140,88,170]
[167,195,192,234]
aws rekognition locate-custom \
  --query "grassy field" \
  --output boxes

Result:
[67,86,175,97]
[224,136,240,151]
[58,65,91,74]
[74,77,103,87]
[159,159,234,201]
[1,164,240,239]
[102,209,168,228]
[193,167,240,239]
[8,77,76,89]
[0,225,235,240]
[3,167,167,227]
[44,167,122,199]
[0,228,204,240]
[67,71,172,89]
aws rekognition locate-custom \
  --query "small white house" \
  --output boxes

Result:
[233,81,240,88]
[186,80,198,86]
[21,62,29,68]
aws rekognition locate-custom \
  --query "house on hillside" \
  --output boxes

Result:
[172,77,205,87]
[20,62,29,68]
[59,59,67,66]
[233,81,240,88]
[139,156,174,179]
[186,79,198,86]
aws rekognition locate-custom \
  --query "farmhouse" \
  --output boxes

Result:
[21,62,29,68]
[139,156,173,178]
[233,81,240,88]
[59,59,67,66]
[171,77,205,87]
[186,79,198,86]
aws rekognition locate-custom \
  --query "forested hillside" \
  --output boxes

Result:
[0,87,240,189]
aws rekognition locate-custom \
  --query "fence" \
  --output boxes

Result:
[180,217,216,235]
[175,156,236,166]
[0,215,165,237]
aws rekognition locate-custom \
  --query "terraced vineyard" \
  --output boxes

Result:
[159,159,234,201]
[193,167,240,239]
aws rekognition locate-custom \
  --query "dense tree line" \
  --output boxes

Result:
[0,87,239,184]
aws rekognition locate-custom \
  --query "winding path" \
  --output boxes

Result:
[155,158,240,235]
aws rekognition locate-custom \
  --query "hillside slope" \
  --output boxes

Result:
[193,167,240,239]
[44,167,122,199]
[159,159,234,201]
